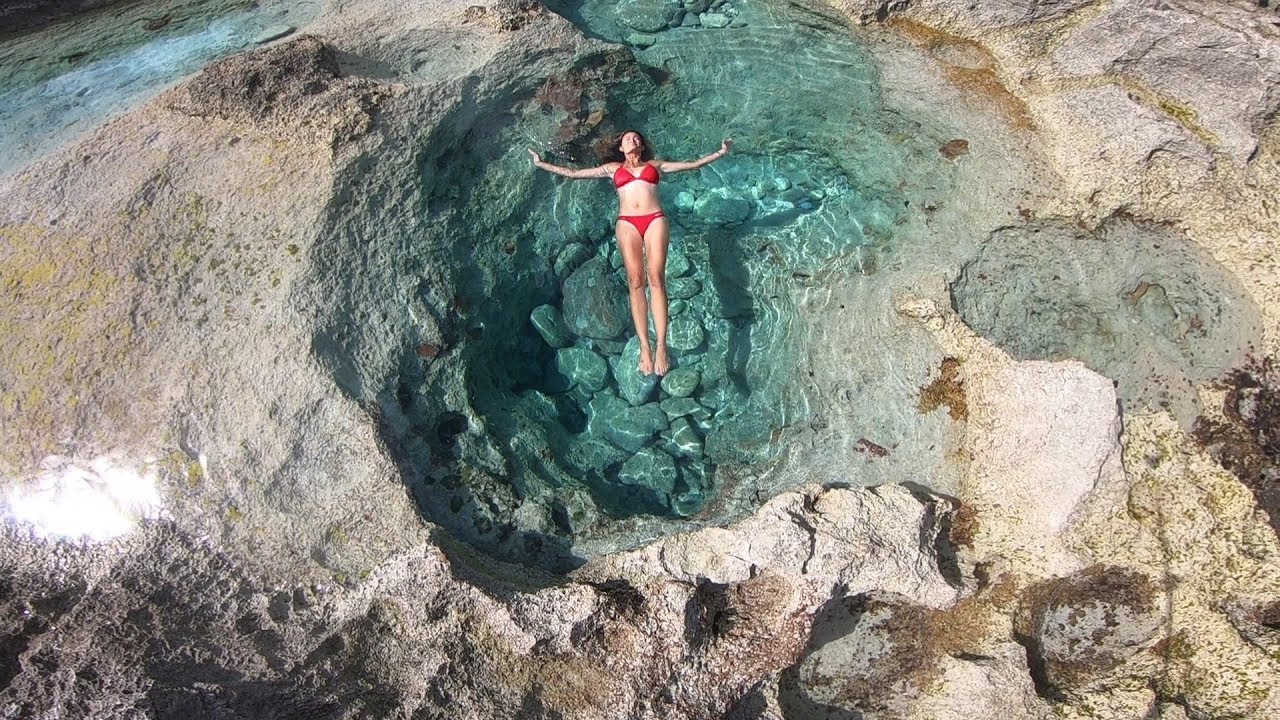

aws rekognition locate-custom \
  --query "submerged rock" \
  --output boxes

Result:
[661,367,700,397]
[562,257,628,339]
[667,277,702,300]
[588,390,667,452]
[555,347,608,393]
[667,416,704,458]
[530,304,572,348]
[667,314,706,351]
[554,242,594,278]
[694,194,751,224]
[618,446,678,495]
[613,335,660,405]
[666,249,692,277]
[616,0,673,33]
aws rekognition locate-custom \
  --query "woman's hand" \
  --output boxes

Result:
[720,139,733,155]
[528,148,543,166]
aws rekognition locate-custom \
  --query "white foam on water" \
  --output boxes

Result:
[3,455,164,542]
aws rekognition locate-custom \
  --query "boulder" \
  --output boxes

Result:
[667,314,705,351]
[587,391,667,452]
[613,335,660,405]
[660,367,700,397]
[1017,565,1164,694]
[555,347,609,393]
[530,304,572,348]
[617,447,678,495]
[694,194,751,224]
[615,0,673,33]
[562,257,628,339]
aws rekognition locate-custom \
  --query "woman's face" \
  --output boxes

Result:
[619,132,642,154]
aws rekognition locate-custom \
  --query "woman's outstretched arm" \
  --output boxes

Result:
[657,139,732,174]
[529,149,614,179]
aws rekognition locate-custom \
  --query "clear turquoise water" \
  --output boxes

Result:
[0,0,317,175]
[394,0,954,566]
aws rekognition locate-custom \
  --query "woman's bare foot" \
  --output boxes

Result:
[654,344,669,376]
[638,345,654,375]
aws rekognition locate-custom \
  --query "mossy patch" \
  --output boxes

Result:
[1192,355,1280,536]
[919,357,968,421]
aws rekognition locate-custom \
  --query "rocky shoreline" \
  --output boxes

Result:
[2,1,1279,718]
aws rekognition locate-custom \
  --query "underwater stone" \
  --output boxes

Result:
[699,12,730,28]
[609,245,624,270]
[590,337,627,355]
[554,242,594,279]
[544,362,574,393]
[675,191,696,211]
[618,447,678,495]
[626,32,659,48]
[705,409,775,464]
[668,9,686,28]
[660,397,709,422]
[668,417,704,459]
[588,391,667,452]
[667,314,706,351]
[616,0,674,33]
[685,0,710,13]
[680,12,700,28]
[694,194,751,224]
[661,367,701,397]
[668,277,702,300]
[667,250,691,277]
[562,257,628,339]
[530,304,572,348]
[556,347,609,393]
[669,299,688,317]
[614,335,660,405]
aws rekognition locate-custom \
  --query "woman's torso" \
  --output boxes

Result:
[613,162,663,215]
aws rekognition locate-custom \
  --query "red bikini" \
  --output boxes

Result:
[614,164,665,236]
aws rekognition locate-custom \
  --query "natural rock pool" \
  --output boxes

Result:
[304,0,969,570]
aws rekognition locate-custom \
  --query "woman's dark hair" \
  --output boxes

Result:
[598,129,654,162]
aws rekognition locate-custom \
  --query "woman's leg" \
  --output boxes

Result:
[644,217,671,375]
[616,219,652,374]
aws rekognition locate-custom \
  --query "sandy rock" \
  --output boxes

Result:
[163,35,397,149]
[1017,565,1165,697]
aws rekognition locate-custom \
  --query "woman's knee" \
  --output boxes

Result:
[646,269,665,292]
[627,271,647,291]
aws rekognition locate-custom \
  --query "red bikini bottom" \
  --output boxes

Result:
[618,211,665,237]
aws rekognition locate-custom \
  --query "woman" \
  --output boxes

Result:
[529,130,732,376]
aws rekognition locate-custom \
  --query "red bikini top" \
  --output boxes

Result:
[613,163,660,188]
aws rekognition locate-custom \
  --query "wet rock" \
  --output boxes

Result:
[694,194,751,224]
[666,249,691,277]
[616,0,673,33]
[669,299,688,316]
[667,314,705,351]
[254,25,296,45]
[680,12,700,28]
[562,257,628,339]
[675,190,696,210]
[685,0,710,13]
[667,277,702,300]
[668,9,686,29]
[555,347,608,393]
[617,447,678,495]
[530,304,572,348]
[1017,565,1164,695]
[699,12,730,28]
[660,396,710,423]
[661,367,700,397]
[554,242,594,279]
[705,406,774,464]
[667,417,704,458]
[613,335,660,405]
[626,32,658,48]
[588,391,667,452]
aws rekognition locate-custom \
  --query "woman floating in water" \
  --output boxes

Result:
[529,130,732,376]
